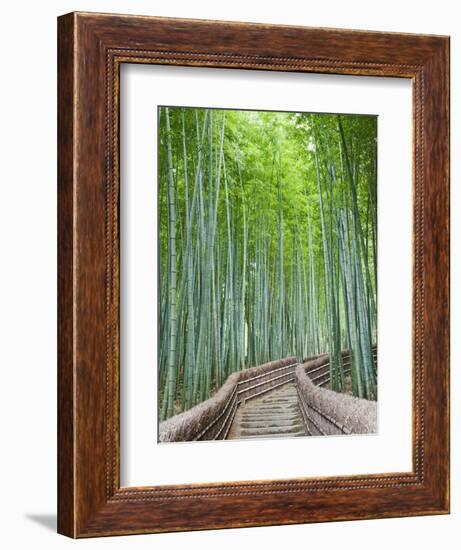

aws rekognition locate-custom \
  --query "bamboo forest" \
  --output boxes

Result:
[158,106,377,422]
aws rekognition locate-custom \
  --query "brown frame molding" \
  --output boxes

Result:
[57,11,450,537]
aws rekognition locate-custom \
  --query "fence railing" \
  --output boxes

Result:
[159,357,297,442]
[295,353,377,436]
[303,346,377,388]
[236,361,298,404]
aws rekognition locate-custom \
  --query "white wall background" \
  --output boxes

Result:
[0,1,457,548]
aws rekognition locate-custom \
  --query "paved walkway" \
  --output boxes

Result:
[227,383,306,440]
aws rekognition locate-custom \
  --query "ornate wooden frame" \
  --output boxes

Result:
[57,12,450,537]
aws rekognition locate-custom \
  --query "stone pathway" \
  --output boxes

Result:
[227,383,306,440]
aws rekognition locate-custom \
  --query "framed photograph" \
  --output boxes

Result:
[57,12,450,537]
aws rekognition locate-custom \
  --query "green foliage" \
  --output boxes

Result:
[158,106,377,418]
